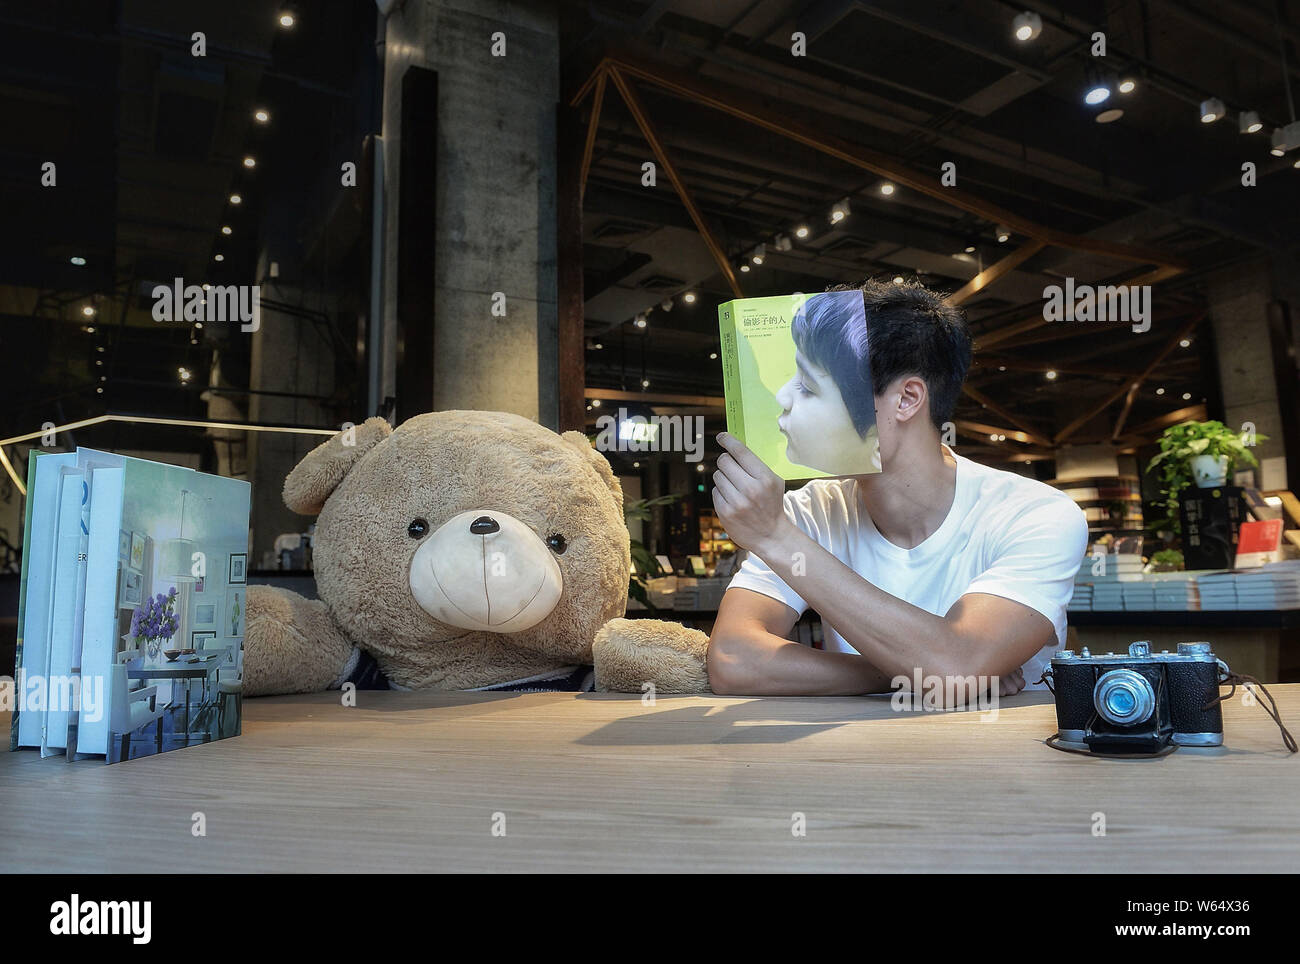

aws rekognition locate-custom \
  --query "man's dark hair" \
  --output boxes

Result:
[797,278,972,432]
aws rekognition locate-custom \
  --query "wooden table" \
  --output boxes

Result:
[3,685,1297,872]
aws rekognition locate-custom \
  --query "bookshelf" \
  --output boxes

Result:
[1047,474,1145,535]
[697,510,735,570]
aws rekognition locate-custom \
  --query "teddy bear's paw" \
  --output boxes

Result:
[244,585,355,696]
[592,617,711,694]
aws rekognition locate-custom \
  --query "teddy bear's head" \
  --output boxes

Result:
[282,410,630,687]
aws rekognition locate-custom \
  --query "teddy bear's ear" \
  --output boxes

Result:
[560,430,623,517]
[283,417,392,515]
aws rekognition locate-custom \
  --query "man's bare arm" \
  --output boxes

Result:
[706,587,896,696]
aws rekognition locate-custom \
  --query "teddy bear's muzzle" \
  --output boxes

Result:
[408,509,564,634]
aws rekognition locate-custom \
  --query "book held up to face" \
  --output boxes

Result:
[718,290,882,480]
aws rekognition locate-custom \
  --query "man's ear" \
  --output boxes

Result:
[893,375,930,425]
[560,430,623,518]
[283,417,392,515]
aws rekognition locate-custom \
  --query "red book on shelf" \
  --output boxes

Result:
[1234,519,1284,568]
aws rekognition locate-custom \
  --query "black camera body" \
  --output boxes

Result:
[1047,641,1226,753]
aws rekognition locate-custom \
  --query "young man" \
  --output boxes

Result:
[708,279,1087,699]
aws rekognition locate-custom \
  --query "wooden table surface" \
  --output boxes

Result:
[3,685,1298,873]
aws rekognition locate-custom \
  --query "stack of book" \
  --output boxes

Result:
[1196,563,1300,610]
[1070,556,1204,612]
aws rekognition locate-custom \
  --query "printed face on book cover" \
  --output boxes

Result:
[775,292,882,477]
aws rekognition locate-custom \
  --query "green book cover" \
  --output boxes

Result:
[718,290,881,481]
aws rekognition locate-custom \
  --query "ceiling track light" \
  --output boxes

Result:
[1117,76,1137,94]
[1272,122,1300,155]
[1012,11,1042,42]
[1083,66,1111,106]
[750,243,766,265]
[1240,110,1263,134]
[773,233,792,252]
[830,196,851,224]
[878,181,896,196]
[995,224,1011,243]
[794,224,810,239]
[1199,97,1226,124]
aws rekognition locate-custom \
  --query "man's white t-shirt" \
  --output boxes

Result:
[726,447,1088,690]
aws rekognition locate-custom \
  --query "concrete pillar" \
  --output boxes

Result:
[1207,259,1288,489]
[381,0,559,423]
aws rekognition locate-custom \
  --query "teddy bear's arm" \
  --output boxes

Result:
[243,585,358,696]
[592,617,711,694]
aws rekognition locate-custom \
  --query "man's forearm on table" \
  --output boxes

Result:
[708,624,893,696]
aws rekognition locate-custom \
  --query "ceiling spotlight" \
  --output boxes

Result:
[84,325,95,333]
[1085,82,1111,106]
[683,291,697,304]
[830,197,851,224]
[202,283,211,290]
[633,462,640,469]
[773,233,792,252]
[660,299,673,312]
[998,365,1007,372]
[739,263,750,273]
[892,275,905,284]
[1200,97,1226,124]
[990,433,999,441]
[96,387,104,394]
[633,313,647,329]
[1240,111,1263,134]
[1179,338,1191,348]
[879,182,896,196]
[591,399,602,408]
[1182,392,1192,400]
[995,225,1011,243]
[795,224,810,239]
[213,254,225,262]
[221,225,232,236]
[70,256,86,266]
[1013,11,1042,42]
[278,10,295,28]
[81,305,95,317]
[750,243,766,265]
[1156,387,1165,395]
[1273,122,1300,155]
[229,193,242,205]
[1117,77,1137,94]
[696,464,706,473]
[253,108,270,124]
[709,352,718,360]
[641,379,650,389]
[964,244,976,253]
[1294,158,1300,168]
[95,359,102,366]
[242,156,256,168]
[1044,370,1058,380]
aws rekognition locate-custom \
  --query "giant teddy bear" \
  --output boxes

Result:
[243,410,712,696]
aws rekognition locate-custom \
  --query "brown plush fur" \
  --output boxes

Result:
[592,618,710,693]
[245,410,637,694]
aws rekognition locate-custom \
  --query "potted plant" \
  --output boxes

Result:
[1146,420,1264,532]
[1148,548,1184,573]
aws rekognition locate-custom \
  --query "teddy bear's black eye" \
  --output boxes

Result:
[545,533,567,554]
[408,518,429,539]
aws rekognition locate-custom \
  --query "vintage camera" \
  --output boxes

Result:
[1046,641,1227,753]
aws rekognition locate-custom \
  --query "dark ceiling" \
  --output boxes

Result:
[567,0,1300,468]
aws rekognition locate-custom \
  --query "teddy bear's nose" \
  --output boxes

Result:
[469,515,500,535]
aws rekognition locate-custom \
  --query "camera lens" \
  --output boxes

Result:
[1093,669,1156,726]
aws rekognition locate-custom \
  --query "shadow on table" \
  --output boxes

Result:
[572,691,1055,747]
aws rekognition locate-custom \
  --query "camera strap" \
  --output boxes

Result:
[1044,732,1179,759]
[1203,672,1298,754]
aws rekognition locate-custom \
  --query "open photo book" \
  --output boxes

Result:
[718,290,882,480]
[11,449,250,764]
